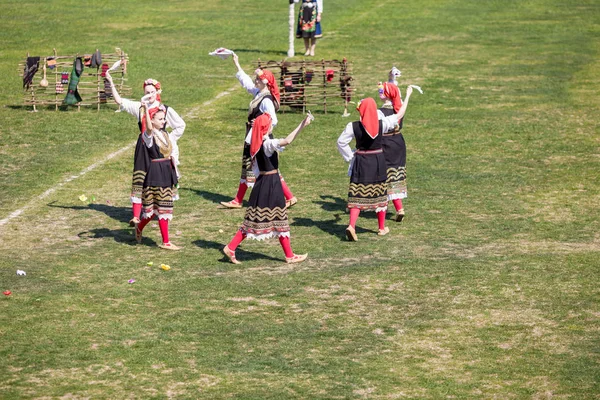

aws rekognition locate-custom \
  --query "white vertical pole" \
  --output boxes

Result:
[287,1,295,57]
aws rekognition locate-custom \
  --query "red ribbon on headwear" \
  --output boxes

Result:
[357,98,379,139]
[249,113,273,159]
[382,82,402,113]
[143,78,162,103]
[256,69,280,111]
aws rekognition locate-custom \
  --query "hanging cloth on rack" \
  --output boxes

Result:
[90,50,102,68]
[64,57,84,105]
[23,56,40,89]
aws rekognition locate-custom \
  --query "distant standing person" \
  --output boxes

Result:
[105,72,186,227]
[296,0,323,56]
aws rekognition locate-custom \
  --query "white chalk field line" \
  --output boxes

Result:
[0,86,238,228]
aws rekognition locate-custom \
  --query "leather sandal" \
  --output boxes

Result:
[395,208,405,223]
[159,242,182,251]
[223,245,241,264]
[345,226,358,241]
[378,227,390,236]
[286,253,308,264]
[220,200,242,209]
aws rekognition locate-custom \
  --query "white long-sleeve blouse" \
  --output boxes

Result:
[120,98,186,176]
[244,131,285,177]
[236,70,278,127]
[337,113,399,163]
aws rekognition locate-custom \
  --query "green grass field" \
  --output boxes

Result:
[1,0,599,398]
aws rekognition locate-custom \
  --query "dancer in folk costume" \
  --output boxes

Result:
[223,113,313,264]
[131,101,181,250]
[377,80,413,222]
[337,92,413,241]
[221,54,297,209]
[105,72,186,226]
[296,0,323,56]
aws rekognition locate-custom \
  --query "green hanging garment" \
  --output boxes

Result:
[64,57,83,105]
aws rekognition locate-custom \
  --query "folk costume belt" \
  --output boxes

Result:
[259,170,278,175]
[151,157,171,163]
[355,149,383,155]
[383,131,402,137]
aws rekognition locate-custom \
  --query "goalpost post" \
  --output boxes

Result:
[288,0,297,57]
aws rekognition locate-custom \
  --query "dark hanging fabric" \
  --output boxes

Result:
[23,57,40,89]
[64,57,84,105]
[90,50,102,68]
[104,79,112,98]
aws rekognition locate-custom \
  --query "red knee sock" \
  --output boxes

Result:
[377,210,386,230]
[278,236,294,258]
[132,203,142,219]
[234,182,248,204]
[280,175,294,200]
[158,218,169,244]
[349,208,360,228]
[137,215,153,233]
[392,199,403,212]
[228,230,246,251]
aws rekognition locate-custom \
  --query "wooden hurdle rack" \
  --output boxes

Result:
[255,58,354,113]
[19,48,131,111]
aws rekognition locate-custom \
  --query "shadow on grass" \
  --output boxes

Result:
[293,194,350,238]
[291,214,343,238]
[314,194,346,212]
[181,188,240,207]
[294,194,380,237]
[78,227,144,246]
[48,201,131,224]
[292,214,377,239]
[6,104,73,112]
[314,194,379,221]
[193,239,283,264]
[182,187,252,209]
[232,48,288,57]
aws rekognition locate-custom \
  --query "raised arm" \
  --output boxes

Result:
[381,86,414,133]
[393,85,413,121]
[105,71,123,105]
[142,103,153,135]
[232,53,244,75]
[278,114,313,147]
[233,54,259,95]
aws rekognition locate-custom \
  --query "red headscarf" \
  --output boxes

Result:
[256,69,280,111]
[249,113,273,158]
[141,104,166,134]
[357,98,379,139]
[143,78,161,103]
[381,82,402,113]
